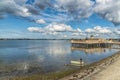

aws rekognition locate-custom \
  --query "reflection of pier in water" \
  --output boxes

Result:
[71,47,107,54]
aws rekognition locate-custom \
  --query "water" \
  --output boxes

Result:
[0,40,119,75]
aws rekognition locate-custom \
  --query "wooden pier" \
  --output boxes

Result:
[71,38,113,48]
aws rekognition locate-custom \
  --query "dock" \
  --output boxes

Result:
[71,38,120,48]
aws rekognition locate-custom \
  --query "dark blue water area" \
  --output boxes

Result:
[0,40,119,74]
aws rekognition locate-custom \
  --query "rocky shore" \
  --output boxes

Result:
[60,51,120,80]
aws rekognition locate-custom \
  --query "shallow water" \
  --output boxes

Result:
[0,40,119,75]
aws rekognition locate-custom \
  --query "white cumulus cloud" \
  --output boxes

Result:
[85,28,95,33]
[85,26,112,34]
[72,33,80,36]
[45,23,72,32]
[36,19,46,24]
[27,27,44,33]
[94,26,112,34]
[28,23,73,33]
[27,24,120,38]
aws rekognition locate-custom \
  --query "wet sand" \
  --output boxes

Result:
[60,51,120,80]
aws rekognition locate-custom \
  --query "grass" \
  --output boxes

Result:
[9,68,80,80]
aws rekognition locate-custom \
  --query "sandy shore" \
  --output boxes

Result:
[86,56,120,80]
[60,51,120,80]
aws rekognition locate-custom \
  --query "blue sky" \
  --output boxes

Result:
[0,0,120,39]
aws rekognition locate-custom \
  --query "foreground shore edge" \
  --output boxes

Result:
[60,51,120,80]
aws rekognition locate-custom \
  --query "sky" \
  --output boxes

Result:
[0,0,120,39]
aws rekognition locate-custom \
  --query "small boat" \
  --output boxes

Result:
[71,60,80,64]
[70,60,84,66]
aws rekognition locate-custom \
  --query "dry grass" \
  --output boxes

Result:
[9,69,79,80]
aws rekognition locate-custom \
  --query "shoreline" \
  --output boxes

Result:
[7,51,120,80]
[60,51,120,80]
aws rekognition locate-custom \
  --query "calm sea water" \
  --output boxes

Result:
[0,40,119,75]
